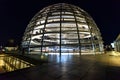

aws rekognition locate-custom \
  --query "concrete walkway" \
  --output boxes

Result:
[0,51,120,80]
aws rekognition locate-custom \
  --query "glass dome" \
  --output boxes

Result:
[22,3,104,55]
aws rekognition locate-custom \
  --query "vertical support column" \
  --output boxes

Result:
[70,6,81,56]
[59,4,62,57]
[40,8,51,56]
[117,41,118,52]
[118,40,120,52]
[27,24,34,54]
[84,16,95,55]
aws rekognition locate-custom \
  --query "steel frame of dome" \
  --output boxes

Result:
[22,3,104,55]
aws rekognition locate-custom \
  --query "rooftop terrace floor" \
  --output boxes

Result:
[0,51,120,80]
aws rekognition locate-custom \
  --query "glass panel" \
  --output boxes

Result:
[46,23,60,27]
[34,25,44,29]
[43,33,60,46]
[48,16,60,19]
[62,15,74,18]
[52,12,60,15]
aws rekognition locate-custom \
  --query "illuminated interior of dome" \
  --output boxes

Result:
[22,3,104,55]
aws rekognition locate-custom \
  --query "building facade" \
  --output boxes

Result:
[22,3,104,55]
[114,34,120,52]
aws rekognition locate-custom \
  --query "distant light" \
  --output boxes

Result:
[111,43,114,48]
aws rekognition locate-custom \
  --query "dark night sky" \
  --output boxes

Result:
[0,0,120,46]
